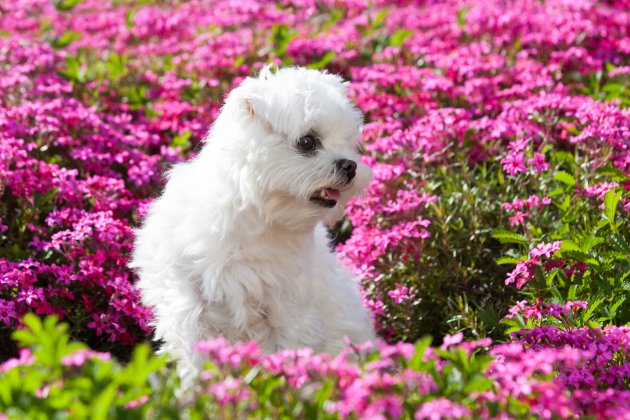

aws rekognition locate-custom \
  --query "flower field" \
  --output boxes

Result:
[0,0,629,418]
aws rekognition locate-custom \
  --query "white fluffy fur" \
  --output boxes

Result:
[130,66,375,385]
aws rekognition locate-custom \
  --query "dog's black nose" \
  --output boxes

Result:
[335,159,357,181]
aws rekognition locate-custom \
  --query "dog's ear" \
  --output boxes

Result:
[242,93,274,132]
[231,75,270,123]
[244,96,262,119]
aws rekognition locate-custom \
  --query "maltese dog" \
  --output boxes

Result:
[131,66,375,384]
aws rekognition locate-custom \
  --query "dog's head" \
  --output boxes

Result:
[210,66,372,228]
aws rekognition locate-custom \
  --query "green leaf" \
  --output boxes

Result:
[315,380,334,409]
[171,131,192,151]
[553,151,576,165]
[408,336,432,371]
[105,52,128,81]
[491,229,529,246]
[476,308,500,331]
[59,55,83,83]
[33,187,58,209]
[582,297,604,321]
[321,8,344,31]
[371,9,389,29]
[307,51,336,70]
[457,6,471,28]
[389,29,413,47]
[51,31,81,49]
[12,314,46,346]
[558,195,571,211]
[548,187,566,198]
[604,190,621,229]
[560,239,581,253]
[496,256,520,265]
[125,10,136,28]
[610,296,626,313]
[91,384,117,420]
[508,395,532,415]
[547,285,563,301]
[502,316,527,334]
[553,171,576,187]
[609,234,630,253]
[54,0,85,11]
[595,166,629,181]
[463,374,494,393]
[579,235,605,252]
[271,24,297,59]
[563,250,601,268]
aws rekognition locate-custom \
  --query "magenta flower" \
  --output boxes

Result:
[502,198,525,211]
[509,211,530,227]
[0,349,34,372]
[388,284,414,304]
[505,260,536,289]
[528,152,550,173]
[0,2,627,417]
[0,300,16,326]
[583,182,619,201]
[501,151,527,176]
[530,241,562,259]
[440,332,464,350]
[415,398,470,420]
[208,377,250,405]
[125,395,150,409]
[61,349,111,367]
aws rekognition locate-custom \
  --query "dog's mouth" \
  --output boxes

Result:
[309,187,341,208]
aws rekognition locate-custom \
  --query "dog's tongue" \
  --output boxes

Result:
[324,188,341,201]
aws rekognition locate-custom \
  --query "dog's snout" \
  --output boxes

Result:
[335,159,357,181]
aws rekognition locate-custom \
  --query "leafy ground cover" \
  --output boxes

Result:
[0,0,628,417]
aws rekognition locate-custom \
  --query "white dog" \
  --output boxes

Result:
[130,66,375,384]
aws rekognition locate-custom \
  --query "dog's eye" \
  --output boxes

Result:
[296,134,320,154]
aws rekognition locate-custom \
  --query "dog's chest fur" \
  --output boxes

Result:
[194,226,328,351]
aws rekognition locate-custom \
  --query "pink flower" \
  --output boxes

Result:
[505,300,532,319]
[440,332,464,350]
[388,284,414,304]
[208,377,250,405]
[564,301,587,311]
[415,398,470,420]
[530,241,562,259]
[583,182,619,201]
[0,300,16,325]
[503,198,525,211]
[528,152,550,173]
[501,151,527,175]
[0,349,34,372]
[125,395,149,409]
[62,349,111,367]
[526,195,541,208]
[505,260,536,289]
[509,211,530,227]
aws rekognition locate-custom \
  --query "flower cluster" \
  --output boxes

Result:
[505,297,588,320]
[189,327,630,419]
[513,326,630,392]
[0,0,628,416]
[505,241,562,289]
[7,314,630,418]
